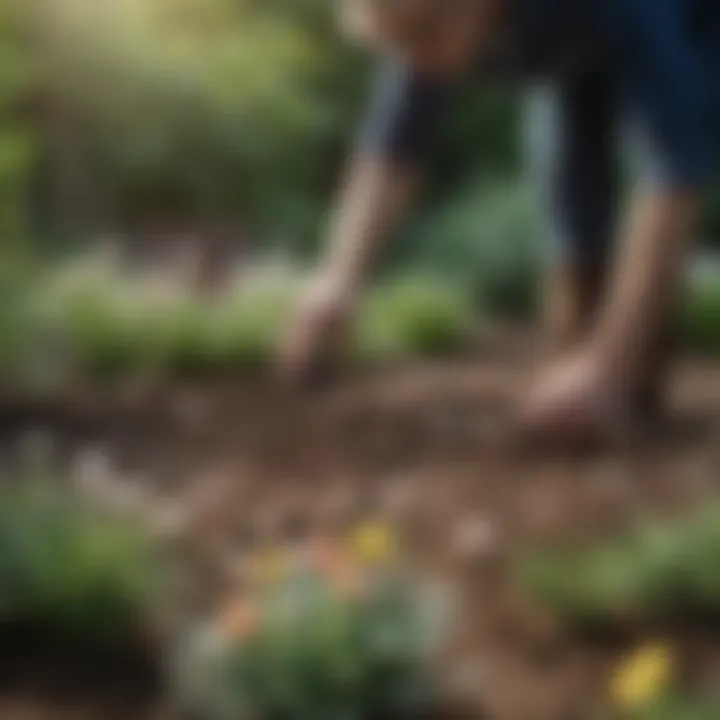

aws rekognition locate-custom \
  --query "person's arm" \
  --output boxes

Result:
[279,58,455,380]
[320,158,419,294]
[320,58,454,293]
[590,0,709,387]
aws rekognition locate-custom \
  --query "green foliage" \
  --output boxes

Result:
[520,502,720,627]
[357,274,475,362]
[34,258,299,378]
[23,0,364,235]
[681,275,720,355]
[188,559,441,719]
[0,265,39,376]
[0,478,160,650]
[32,259,475,380]
[0,4,35,247]
[631,695,720,720]
[400,180,541,319]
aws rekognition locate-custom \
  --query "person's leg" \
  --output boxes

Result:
[526,69,671,421]
[525,69,618,353]
[623,125,680,420]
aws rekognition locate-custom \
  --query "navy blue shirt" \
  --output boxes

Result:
[358,0,719,189]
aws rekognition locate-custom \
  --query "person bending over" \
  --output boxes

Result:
[279,0,719,444]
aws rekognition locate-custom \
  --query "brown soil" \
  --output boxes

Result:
[1,344,720,719]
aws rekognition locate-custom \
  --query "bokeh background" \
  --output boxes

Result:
[1,2,720,720]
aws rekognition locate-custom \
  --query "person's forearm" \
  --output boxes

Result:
[322,155,421,291]
[594,187,697,385]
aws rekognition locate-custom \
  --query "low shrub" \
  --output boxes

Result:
[632,696,720,720]
[519,502,720,627]
[403,180,541,320]
[357,274,475,363]
[680,276,720,355]
[34,258,475,380]
[0,478,162,651]
[180,523,449,720]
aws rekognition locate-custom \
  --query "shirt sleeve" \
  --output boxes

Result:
[354,57,454,165]
[621,0,712,189]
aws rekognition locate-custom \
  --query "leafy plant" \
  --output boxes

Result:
[0,478,162,650]
[402,180,541,319]
[681,275,720,355]
[630,697,720,720]
[520,502,720,627]
[32,258,477,380]
[181,524,449,720]
[357,274,474,362]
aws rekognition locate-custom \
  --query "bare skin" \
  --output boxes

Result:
[521,189,697,444]
[280,0,494,383]
[279,0,699,446]
[278,158,420,382]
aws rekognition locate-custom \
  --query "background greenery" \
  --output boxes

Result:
[0,0,719,375]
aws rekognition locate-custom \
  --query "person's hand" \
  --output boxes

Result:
[517,346,629,449]
[278,271,357,385]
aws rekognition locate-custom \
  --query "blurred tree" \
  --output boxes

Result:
[22,0,365,249]
[0,0,714,266]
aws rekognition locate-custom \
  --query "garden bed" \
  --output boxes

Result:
[1,345,720,719]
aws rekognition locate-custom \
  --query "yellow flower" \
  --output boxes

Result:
[610,642,674,712]
[351,522,397,564]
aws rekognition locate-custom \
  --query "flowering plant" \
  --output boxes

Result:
[180,522,449,720]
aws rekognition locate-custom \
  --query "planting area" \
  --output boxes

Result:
[2,336,720,719]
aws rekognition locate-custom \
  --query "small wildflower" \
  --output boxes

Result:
[610,642,674,712]
[351,521,397,565]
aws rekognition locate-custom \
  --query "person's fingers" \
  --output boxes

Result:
[277,309,309,378]
[279,322,314,383]
[278,305,335,384]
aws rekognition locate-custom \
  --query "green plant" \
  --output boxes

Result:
[630,695,720,720]
[357,274,474,362]
[183,525,447,720]
[520,502,720,627]
[0,478,161,650]
[402,180,541,319]
[31,258,477,380]
[681,276,720,355]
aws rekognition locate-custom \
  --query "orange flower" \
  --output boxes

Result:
[306,535,367,597]
[218,598,260,640]
[328,566,367,599]
[307,536,351,575]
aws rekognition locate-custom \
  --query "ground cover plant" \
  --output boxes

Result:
[178,522,450,720]
[0,474,166,653]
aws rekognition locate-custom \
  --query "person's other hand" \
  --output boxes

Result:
[517,347,628,449]
[278,272,357,385]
